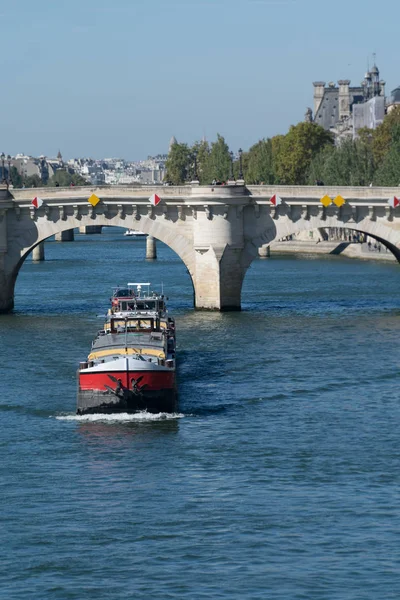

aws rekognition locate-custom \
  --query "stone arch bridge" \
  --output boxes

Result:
[1,183,400,312]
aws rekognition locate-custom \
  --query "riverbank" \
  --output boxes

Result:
[268,240,396,261]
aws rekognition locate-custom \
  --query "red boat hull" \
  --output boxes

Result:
[79,369,175,392]
[77,365,177,414]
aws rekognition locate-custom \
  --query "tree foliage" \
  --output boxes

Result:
[273,122,334,184]
[308,138,375,186]
[371,107,400,168]
[165,135,232,185]
[374,123,400,186]
[191,139,211,184]
[48,170,88,187]
[165,143,191,185]
[161,109,400,188]
[306,108,400,187]
[9,166,23,188]
[207,134,231,182]
[10,166,88,188]
[245,139,275,184]
[24,174,42,188]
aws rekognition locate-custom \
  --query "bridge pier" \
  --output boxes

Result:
[79,225,102,234]
[146,236,157,260]
[55,229,74,242]
[0,258,14,313]
[193,245,247,311]
[32,242,45,261]
[258,244,270,258]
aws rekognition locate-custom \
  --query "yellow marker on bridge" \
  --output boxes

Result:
[333,195,346,207]
[320,195,332,207]
[88,193,100,207]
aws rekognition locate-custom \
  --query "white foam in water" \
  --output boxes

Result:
[55,411,185,423]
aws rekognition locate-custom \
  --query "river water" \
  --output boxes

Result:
[1,229,400,599]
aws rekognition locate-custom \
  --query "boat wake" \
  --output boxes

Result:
[55,411,185,423]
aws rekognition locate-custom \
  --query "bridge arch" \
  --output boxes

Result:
[252,214,400,263]
[3,213,197,313]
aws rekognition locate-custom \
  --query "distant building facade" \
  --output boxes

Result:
[387,86,400,114]
[308,63,386,141]
[11,153,64,183]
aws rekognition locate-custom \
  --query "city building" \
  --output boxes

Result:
[8,137,169,186]
[308,62,386,141]
[80,161,106,185]
[387,86,400,113]
[11,153,64,183]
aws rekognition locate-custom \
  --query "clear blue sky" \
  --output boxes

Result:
[1,0,399,159]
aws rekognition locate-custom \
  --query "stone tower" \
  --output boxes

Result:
[168,136,177,154]
[338,80,351,119]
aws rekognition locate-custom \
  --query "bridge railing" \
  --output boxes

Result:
[5,183,400,206]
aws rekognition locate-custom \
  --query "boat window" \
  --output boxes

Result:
[121,302,127,310]
[115,288,131,298]
[136,301,156,310]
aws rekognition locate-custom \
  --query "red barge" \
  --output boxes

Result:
[77,283,177,414]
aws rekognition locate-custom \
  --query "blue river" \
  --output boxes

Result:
[1,229,400,599]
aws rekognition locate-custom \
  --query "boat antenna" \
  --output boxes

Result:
[161,282,164,295]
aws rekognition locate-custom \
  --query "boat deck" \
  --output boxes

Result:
[92,332,164,352]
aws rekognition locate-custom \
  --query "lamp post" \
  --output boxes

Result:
[0,153,5,184]
[229,151,234,181]
[7,155,11,186]
[39,158,43,184]
[21,161,26,188]
[238,148,244,181]
[191,150,199,183]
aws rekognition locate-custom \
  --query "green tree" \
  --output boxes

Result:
[207,134,231,182]
[352,137,375,186]
[191,140,211,184]
[323,140,355,185]
[270,134,285,183]
[24,174,42,188]
[307,144,334,184]
[9,166,23,188]
[165,143,191,184]
[374,123,400,185]
[48,169,88,187]
[371,107,400,168]
[71,173,89,186]
[245,139,275,184]
[274,122,333,184]
[308,138,375,186]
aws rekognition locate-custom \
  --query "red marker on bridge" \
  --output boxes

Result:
[31,197,43,209]
[270,194,282,206]
[149,193,161,206]
[388,196,400,208]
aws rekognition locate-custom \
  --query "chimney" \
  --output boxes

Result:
[313,82,326,115]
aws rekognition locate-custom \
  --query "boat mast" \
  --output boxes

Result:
[124,317,128,353]
[125,318,130,390]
